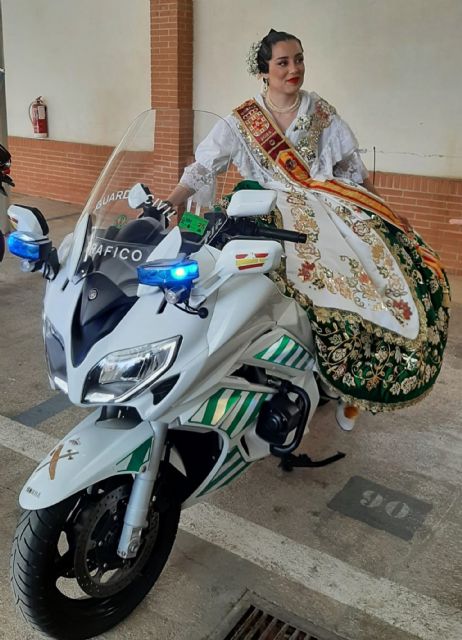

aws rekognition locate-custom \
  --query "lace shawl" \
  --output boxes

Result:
[180,91,368,203]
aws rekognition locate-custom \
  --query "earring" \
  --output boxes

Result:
[262,77,269,94]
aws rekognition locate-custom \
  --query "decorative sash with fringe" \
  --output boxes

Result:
[233,99,445,280]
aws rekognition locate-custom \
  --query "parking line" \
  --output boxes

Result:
[180,503,462,640]
[13,393,71,427]
[0,414,57,459]
[1,414,461,640]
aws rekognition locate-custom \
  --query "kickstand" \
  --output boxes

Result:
[278,451,346,472]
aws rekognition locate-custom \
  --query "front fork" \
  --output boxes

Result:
[117,422,168,559]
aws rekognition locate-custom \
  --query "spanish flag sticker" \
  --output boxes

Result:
[235,252,268,270]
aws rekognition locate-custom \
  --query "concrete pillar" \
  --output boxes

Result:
[150,0,193,196]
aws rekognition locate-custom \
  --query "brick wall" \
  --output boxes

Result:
[8,137,113,205]
[374,172,462,276]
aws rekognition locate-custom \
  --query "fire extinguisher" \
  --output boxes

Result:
[29,96,48,139]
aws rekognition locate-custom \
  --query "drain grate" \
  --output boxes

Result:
[223,605,317,640]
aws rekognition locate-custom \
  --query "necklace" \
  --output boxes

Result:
[265,92,301,114]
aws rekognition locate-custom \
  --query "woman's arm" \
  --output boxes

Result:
[166,116,238,211]
[166,183,195,208]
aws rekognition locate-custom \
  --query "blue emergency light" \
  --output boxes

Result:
[7,232,48,261]
[137,258,199,288]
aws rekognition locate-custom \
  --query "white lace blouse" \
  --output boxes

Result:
[180,91,368,204]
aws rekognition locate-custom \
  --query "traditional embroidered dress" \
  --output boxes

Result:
[180,91,450,412]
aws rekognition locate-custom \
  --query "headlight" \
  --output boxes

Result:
[82,336,181,404]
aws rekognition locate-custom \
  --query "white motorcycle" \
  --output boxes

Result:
[8,109,343,640]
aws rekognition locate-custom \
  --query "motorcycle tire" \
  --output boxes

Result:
[10,478,181,640]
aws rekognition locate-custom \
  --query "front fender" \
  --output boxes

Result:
[20,410,158,510]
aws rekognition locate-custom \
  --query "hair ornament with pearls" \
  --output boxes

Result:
[246,40,262,76]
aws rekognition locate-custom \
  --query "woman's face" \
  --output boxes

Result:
[264,39,305,96]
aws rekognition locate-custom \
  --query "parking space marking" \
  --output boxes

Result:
[1,414,461,640]
[0,415,57,460]
[13,393,71,427]
[180,504,462,640]
[328,475,433,540]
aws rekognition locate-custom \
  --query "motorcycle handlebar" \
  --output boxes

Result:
[252,225,307,244]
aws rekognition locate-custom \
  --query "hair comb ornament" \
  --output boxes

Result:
[246,40,262,76]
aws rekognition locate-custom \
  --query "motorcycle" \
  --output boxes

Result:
[8,109,343,639]
[0,142,14,260]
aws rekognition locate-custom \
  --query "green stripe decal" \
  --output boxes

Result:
[243,394,269,430]
[292,349,308,369]
[198,447,252,497]
[280,343,300,365]
[222,448,239,466]
[190,388,242,426]
[254,336,283,361]
[116,437,152,473]
[225,393,257,436]
[216,461,252,491]
[271,335,291,360]
[207,456,243,490]
[254,335,309,369]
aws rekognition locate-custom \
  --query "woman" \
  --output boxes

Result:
[165,29,450,431]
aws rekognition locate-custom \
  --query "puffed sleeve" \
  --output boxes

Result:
[311,115,369,184]
[179,116,239,203]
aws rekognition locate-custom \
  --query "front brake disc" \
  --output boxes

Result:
[73,483,159,597]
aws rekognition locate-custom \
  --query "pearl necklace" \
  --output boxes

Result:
[265,92,301,114]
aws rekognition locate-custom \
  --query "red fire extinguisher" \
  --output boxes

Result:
[29,96,48,138]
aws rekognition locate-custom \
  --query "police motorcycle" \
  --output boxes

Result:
[0,142,14,260]
[8,110,344,640]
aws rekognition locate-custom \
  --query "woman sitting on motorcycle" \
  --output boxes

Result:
[164,28,450,431]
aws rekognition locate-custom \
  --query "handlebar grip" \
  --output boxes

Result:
[255,226,307,244]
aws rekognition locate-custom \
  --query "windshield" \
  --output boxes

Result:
[73,109,232,295]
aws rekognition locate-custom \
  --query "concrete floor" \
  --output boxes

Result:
[0,195,461,640]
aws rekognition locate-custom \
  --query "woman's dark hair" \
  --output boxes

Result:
[257,29,303,73]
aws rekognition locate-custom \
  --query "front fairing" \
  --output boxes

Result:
[44,259,218,417]
[44,109,232,410]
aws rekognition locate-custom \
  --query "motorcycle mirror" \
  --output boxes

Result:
[127,183,151,209]
[227,189,277,218]
[8,204,49,240]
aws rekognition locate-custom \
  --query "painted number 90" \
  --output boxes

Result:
[360,490,411,519]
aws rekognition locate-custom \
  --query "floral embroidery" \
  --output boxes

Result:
[293,115,311,133]
[391,299,413,322]
[266,199,450,413]
[298,261,316,281]
[352,220,369,237]
[295,98,336,165]
[319,200,418,324]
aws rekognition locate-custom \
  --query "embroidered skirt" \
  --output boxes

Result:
[227,181,450,412]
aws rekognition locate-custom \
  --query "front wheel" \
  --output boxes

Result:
[10,478,180,640]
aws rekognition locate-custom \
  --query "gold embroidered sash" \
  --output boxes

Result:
[233,99,404,224]
[233,99,445,279]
